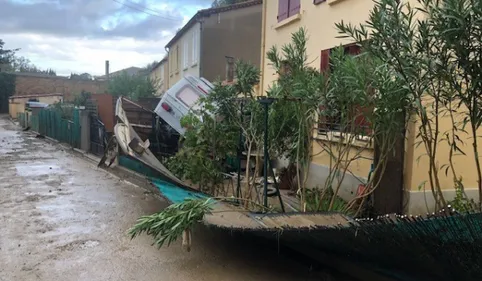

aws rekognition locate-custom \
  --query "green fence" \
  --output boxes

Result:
[34,108,81,148]
[31,114,39,132]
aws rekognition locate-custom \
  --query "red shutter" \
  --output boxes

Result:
[320,49,330,73]
[277,0,289,22]
[318,105,328,133]
[353,105,373,135]
[289,0,301,16]
[346,44,361,55]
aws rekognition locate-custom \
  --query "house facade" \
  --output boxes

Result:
[150,56,169,96]
[166,0,262,88]
[259,0,481,214]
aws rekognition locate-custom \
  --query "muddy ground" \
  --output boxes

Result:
[0,115,354,281]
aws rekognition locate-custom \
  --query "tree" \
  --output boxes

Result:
[0,39,17,67]
[70,73,92,80]
[108,71,156,100]
[143,61,159,73]
[11,56,56,76]
[336,0,482,212]
[211,0,250,8]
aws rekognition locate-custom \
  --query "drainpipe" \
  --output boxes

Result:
[259,0,268,96]
[199,20,203,78]
[225,56,235,82]
[165,46,169,87]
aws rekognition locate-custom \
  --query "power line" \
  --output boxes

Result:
[124,0,171,16]
[112,0,179,21]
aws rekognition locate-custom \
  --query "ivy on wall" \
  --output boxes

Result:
[0,72,16,113]
[0,72,16,98]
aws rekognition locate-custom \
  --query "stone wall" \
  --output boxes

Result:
[14,73,108,101]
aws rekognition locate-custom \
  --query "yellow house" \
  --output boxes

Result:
[150,56,169,96]
[166,1,263,88]
[260,0,479,214]
[9,93,63,119]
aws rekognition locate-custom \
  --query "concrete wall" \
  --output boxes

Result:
[168,22,201,88]
[14,74,107,101]
[79,109,90,152]
[8,103,23,119]
[404,101,482,214]
[201,4,262,82]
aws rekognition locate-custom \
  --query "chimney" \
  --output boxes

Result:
[225,56,234,82]
[105,60,110,81]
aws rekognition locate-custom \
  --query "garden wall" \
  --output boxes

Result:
[13,73,107,101]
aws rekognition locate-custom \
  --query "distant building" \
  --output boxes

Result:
[95,66,143,81]
[165,0,262,87]
[150,56,168,96]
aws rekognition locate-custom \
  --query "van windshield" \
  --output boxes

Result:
[176,86,201,109]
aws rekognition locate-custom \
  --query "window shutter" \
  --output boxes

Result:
[346,44,361,55]
[289,0,301,16]
[320,49,330,73]
[318,105,328,134]
[277,0,289,22]
[352,105,373,136]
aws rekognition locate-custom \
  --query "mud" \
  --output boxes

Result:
[0,115,348,281]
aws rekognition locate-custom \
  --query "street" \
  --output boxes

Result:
[0,115,335,281]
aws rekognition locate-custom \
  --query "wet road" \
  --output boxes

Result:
[0,115,339,281]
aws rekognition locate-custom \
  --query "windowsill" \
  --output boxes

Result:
[314,131,373,149]
[169,74,173,77]
[191,62,198,68]
[183,67,188,71]
[327,0,346,5]
[274,13,302,30]
[175,70,179,74]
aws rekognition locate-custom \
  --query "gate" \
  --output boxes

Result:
[90,115,106,157]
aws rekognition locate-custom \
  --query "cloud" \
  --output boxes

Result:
[0,0,211,75]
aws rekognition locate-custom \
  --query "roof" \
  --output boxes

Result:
[98,66,142,79]
[10,93,64,100]
[165,0,262,48]
[9,72,69,79]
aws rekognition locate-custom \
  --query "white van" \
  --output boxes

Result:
[154,75,214,135]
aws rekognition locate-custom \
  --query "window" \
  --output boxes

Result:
[160,65,164,82]
[183,41,189,70]
[169,53,173,75]
[176,86,201,110]
[176,45,180,72]
[277,0,300,22]
[192,30,198,65]
[318,44,373,138]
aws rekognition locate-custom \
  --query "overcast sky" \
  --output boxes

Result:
[0,0,212,76]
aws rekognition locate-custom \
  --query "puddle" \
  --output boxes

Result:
[16,164,66,177]
[0,131,25,154]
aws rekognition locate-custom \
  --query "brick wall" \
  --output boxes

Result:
[14,74,108,101]
[90,93,116,133]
